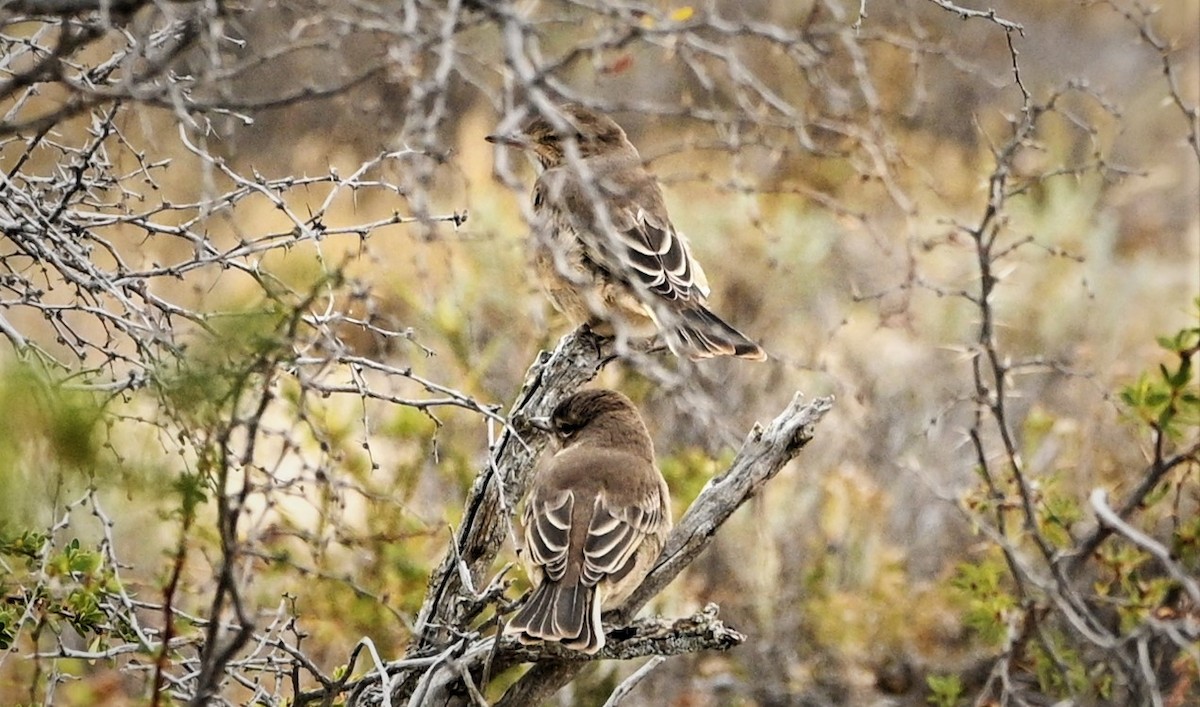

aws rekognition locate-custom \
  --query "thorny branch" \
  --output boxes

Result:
[948,7,1199,705]
[1,0,1195,705]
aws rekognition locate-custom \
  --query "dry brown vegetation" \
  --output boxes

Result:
[0,0,1197,705]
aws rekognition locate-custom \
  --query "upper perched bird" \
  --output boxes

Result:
[487,103,766,361]
[506,389,672,654]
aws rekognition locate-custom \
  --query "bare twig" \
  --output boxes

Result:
[1089,490,1200,606]
[601,656,666,707]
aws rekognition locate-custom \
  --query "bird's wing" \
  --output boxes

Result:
[547,166,711,303]
[580,488,666,587]
[523,483,663,588]
[523,488,574,581]
[608,204,711,302]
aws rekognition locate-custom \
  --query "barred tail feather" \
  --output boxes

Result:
[505,579,604,654]
[667,304,766,361]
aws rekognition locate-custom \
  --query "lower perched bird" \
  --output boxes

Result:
[486,103,766,361]
[506,389,672,654]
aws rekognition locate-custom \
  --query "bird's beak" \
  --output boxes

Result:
[486,132,528,148]
[526,415,553,433]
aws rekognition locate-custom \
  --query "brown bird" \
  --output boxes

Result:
[486,103,766,361]
[506,389,672,653]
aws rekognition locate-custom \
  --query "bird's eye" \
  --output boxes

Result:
[574,132,585,142]
[555,418,581,436]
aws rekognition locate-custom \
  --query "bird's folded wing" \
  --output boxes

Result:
[524,489,574,581]
[602,204,712,304]
[539,164,712,305]
[580,490,665,586]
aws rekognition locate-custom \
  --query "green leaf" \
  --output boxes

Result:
[926,673,963,706]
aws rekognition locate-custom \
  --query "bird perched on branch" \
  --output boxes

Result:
[487,103,766,361]
[506,389,671,654]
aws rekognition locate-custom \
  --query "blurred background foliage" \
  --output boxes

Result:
[0,0,1197,705]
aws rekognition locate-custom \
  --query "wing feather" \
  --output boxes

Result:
[608,206,707,303]
[580,490,664,586]
[547,165,712,305]
[524,490,574,581]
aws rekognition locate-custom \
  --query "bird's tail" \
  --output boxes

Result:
[666,303,766,361]
[505,579,603,654]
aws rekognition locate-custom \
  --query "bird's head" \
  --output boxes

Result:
[486,103,631,168]
[528,389,651,453]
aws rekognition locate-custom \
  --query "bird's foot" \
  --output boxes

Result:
[578,323,617,364]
